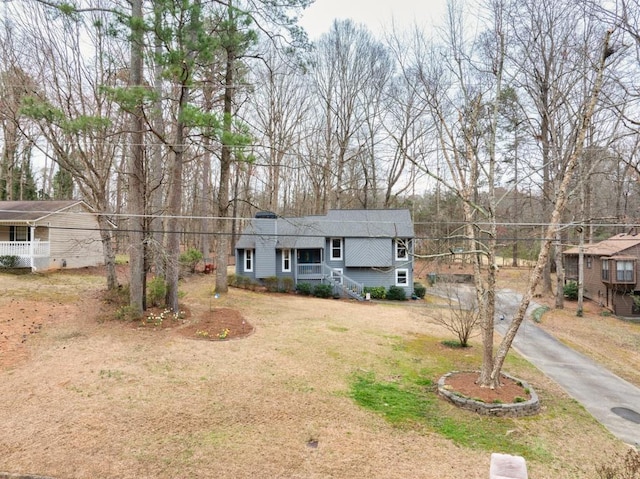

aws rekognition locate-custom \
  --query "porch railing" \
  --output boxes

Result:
[0,241,50,257]
[296,262,365,300]
[297,263,323,279]
[322,264,365,300]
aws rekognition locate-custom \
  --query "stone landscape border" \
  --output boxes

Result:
[438,371,541,417]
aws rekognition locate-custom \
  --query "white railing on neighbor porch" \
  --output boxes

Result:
[0,241,50,257]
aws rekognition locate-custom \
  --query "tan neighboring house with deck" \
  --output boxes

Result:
[0,200,105,271]
[564,232,640,317]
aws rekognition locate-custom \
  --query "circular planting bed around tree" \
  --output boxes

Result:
[438,371,540,417]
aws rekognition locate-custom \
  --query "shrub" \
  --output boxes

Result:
[238,275,252,289]
[0,255,19,268]
[563,281,579,300]
[386,286,407,301]
[280,277,295,293]
[179,248,203,273]
[296,282,312,296]
[263,276,279,292]
[413,282,426,299]
[147,276,167,307]
[229,275,255,290]
[313,283,333,298]
[115,305,141,322]
[363,286,386,299]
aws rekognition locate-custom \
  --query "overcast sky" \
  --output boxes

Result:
[298,0,448,39]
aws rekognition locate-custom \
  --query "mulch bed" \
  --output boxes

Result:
[443,371,531,403]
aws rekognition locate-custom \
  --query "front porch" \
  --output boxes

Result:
[0,241,51,268]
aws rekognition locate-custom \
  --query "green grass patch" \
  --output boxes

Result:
[350,373,431,424]
[350,370,551,460]
[328,325,349,332]
[349,333,555,461]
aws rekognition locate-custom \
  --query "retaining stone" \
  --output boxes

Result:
[437,371,540,418]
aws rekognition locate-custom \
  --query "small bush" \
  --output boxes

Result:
[115,305,141,322]
[103,283,129,306]
[413,282,426,299]
[386,285,407,301]
[179,248,204,273]
[280,277,295,293]
[0,255,19,268]
[563,281,579,300]
[313,283,333,298]
[296,282,312,296]
[263,276,279,292]
[227,273,238,287]
[363,286,386,299]
[147,276,167,307]
[229,275,255,290]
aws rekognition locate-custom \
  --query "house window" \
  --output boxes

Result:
[9,226,29,242]
[395,239,408,261]
[330,238,343,261]
[616,260,634,282]
[395,268,408,286]
[282,249,291,272]
[244,249,254,272]
[586,256,592,269]
[602,259,609,281]
[331,268,343,284]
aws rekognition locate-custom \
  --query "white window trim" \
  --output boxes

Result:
[330,238,343,261]
[245,249,254,272]
[395,268,408,286]
[331,267,343,285]
[395,239,408,261]
[282,249,291,272]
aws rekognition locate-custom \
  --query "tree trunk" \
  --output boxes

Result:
[128,0,146,315]
[97,213,118,290]
[490,29,612,382]
[214,2,236,294]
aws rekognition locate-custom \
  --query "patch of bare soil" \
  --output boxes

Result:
[176,308,254,341]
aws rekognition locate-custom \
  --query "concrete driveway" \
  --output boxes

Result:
[494,289,640,446]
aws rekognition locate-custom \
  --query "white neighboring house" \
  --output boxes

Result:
[0,200,106,271]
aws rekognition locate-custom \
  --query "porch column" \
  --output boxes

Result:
[29,225,36,271]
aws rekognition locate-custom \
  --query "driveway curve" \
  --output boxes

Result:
[495,289,640,446]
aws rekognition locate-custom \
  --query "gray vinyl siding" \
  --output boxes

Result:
[342,267,414,292]
[345,238,392,267]
[254,218,276,278]
[255,243,276,278]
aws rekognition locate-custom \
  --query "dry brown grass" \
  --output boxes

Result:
[0,269,633,479]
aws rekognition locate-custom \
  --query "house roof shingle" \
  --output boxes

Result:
[564,233,640,256]
[236,209,414,250]
[0,200,86,222]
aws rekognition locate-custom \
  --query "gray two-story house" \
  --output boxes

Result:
[234,209,415,299]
